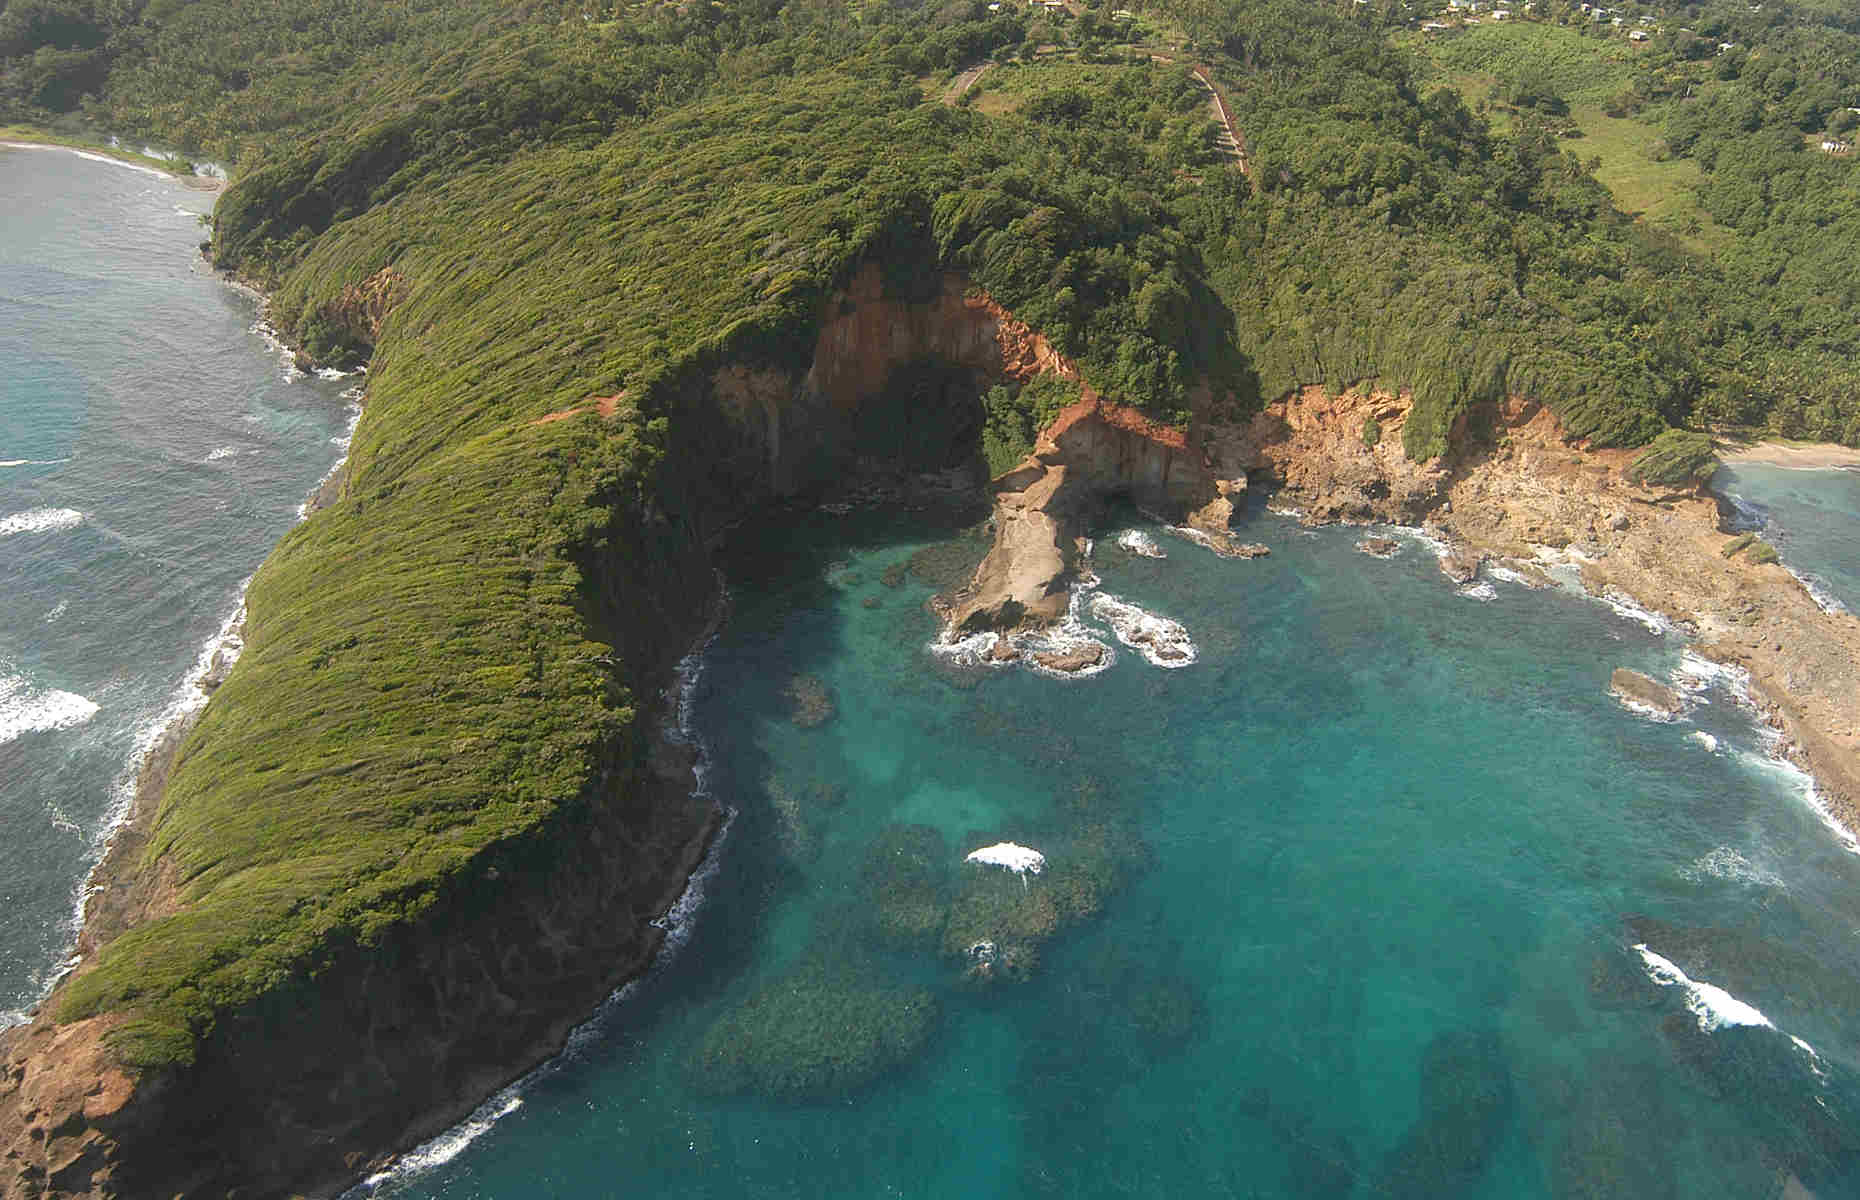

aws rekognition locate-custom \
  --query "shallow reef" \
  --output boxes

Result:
[691,950,938,1101]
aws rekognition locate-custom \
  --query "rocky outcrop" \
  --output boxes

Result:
[1227,387,1860,836]
[947,398,1228,635]
[1610,669,1683,717]
[1212,386,1448,523]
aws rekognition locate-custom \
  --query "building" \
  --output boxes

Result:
[1628,28,1649,40]
[1821,139,1852,154]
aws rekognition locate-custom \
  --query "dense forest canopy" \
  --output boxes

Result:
[7,0,1860,447]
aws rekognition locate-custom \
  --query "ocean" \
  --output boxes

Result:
[0,146,356,1022]
[1715,462,1860,618]
[365,492,1860,1199]
[10,145,1860,1200]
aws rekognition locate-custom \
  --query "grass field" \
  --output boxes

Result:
[1403,24,1729,252]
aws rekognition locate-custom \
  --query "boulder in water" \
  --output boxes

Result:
[1609,669,1682,717]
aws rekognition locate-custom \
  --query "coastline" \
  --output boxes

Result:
[0,131,225,189]
[1715,438,1860,471]
[1215,389,1860,847]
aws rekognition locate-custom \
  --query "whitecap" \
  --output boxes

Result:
[1088,593,1196,668]
[314,366,357,381]
[42,600,67,624]
[1635,944,1773,1031]
[1688,730,1720,753]
[1266,504,1306,519]
[0,672,99,745]
[0,507,83,537]
[965,842,1046,876]
[204,446,237,462]
[0,458,70,468]
[1115,529,1166,558]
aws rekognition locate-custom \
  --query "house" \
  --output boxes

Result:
[1491,8,1510,18]
[1821,139,1852,154]
[1611,15,1624,25]
[1421,20,1450,32]
[1639,14,1654,23]
[1718,41,1738,52]
[1628,28,1649,39]
[1111,7,1136,17]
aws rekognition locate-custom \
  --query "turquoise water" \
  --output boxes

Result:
[0,147,355,1020]
[373,492,1860,1199]
[1715,463,1860,616]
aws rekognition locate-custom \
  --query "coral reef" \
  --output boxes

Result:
[784,674,835,728]
[691,954,938,1102]
[859,825,951,950]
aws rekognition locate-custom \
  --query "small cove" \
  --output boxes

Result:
[372,486,1860,1200]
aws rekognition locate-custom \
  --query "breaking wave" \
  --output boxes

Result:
[0,507,83,537]
[0,671,99,746]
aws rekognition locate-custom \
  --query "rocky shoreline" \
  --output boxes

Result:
[1210,387,1860,840]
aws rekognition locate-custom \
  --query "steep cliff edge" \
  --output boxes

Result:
[0,262,1150,1199]
[1216,386,1860,834]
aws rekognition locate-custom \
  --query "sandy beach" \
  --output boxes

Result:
[1717,438,1860,470]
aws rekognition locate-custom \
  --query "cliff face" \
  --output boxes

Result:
[1219,387,1860,837]
[0,517,720,1200]
[695,263,1077,505]
[0,261,1159,1199]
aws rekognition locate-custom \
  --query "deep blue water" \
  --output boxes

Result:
[0,146,355,1020]
[1715,462,1860,617]
[368,489,1860,1200]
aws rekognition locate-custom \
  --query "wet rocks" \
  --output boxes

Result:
[1608,669,1682,717]
[1438,549,1483,585]
[1032,643,1104,673]
[1357,537,1401,558]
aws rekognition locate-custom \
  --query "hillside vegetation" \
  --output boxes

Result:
[8,0,1860,1070]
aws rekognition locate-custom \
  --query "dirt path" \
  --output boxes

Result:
[944,63,994,105]
[1190,66,1249,174]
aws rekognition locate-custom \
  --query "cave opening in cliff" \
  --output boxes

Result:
[853,358,987,473]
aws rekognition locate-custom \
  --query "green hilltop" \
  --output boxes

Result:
[6,0,1860,1067]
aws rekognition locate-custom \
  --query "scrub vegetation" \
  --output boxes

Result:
[9,0,1860,1071]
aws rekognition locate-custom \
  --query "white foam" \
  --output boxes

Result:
[0,458,69,468]
[1600,588,1677,636]
[358,1093,523,1190]
[0,507,83,537]
[250,318,305,381]
[314,366,357,381]
[1610,690,1681,724]
[1733,747,1860,857]
[204,445,237,462]
[1089,593,1196,668]
[0,672,99,745]
[1688,730,1720,753]
[1115,529,1166,558]
[1457,582,1497,602]
[42,600,67,624]
[297,387,366,519]
[1635,944,1773,1031]
[1680,846,1780,889]
[1785,566,1850,616]
[966,842,1046,876]
[1672,650,1743,694]
[1485,564,1539,588]
[0,141,170,179]
[1266,504,1306,519]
